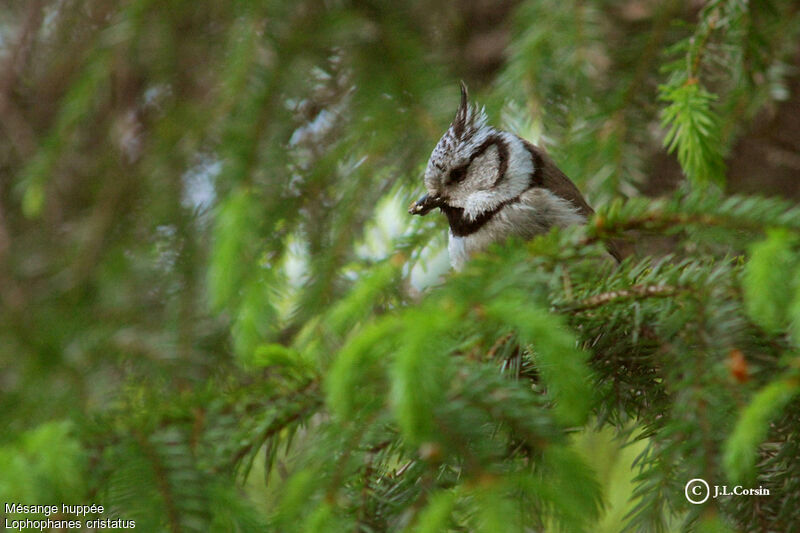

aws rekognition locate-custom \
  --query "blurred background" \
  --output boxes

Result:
[1,0,799,530]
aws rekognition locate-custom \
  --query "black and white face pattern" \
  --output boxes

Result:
[423,84,533,222]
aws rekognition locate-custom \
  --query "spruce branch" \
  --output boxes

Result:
[559,284,678,313]
[590,194,800,243]
[228,379,322,476]
[132,430,185,533]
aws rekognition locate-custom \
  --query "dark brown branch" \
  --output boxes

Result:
[0,1,42,158]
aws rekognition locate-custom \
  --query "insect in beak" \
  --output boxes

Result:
[408,193,445,216]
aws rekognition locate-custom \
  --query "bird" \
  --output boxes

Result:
[409,83,621,270]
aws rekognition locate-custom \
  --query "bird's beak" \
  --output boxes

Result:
[408,193,444,216]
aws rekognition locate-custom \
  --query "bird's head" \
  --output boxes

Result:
[409,83,533,221]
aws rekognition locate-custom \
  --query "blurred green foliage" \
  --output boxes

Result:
[2,0,800,531]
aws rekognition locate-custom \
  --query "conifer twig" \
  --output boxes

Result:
[560,284,677,312]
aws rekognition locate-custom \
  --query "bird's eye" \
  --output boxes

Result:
[448,166,467,184]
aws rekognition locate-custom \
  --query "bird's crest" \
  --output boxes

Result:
[450,82,488,141]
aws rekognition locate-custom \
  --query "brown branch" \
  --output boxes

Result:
[0,1,42,102]
[487,332,514,359]
[586,206,800,247]
[356,439,392,531]
[560,284,678,312]
[228,380,321,473]
[610,0,683,176]
[133,430,183,533]
[0,0,42,158]
[689,10,717,80]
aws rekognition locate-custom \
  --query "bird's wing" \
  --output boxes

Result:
[522,140,594,218]
[523,140,623,263]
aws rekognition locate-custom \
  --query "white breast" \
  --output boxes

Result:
[448,222,507,270]
[446,188,586,270]
[448,233,469,271]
